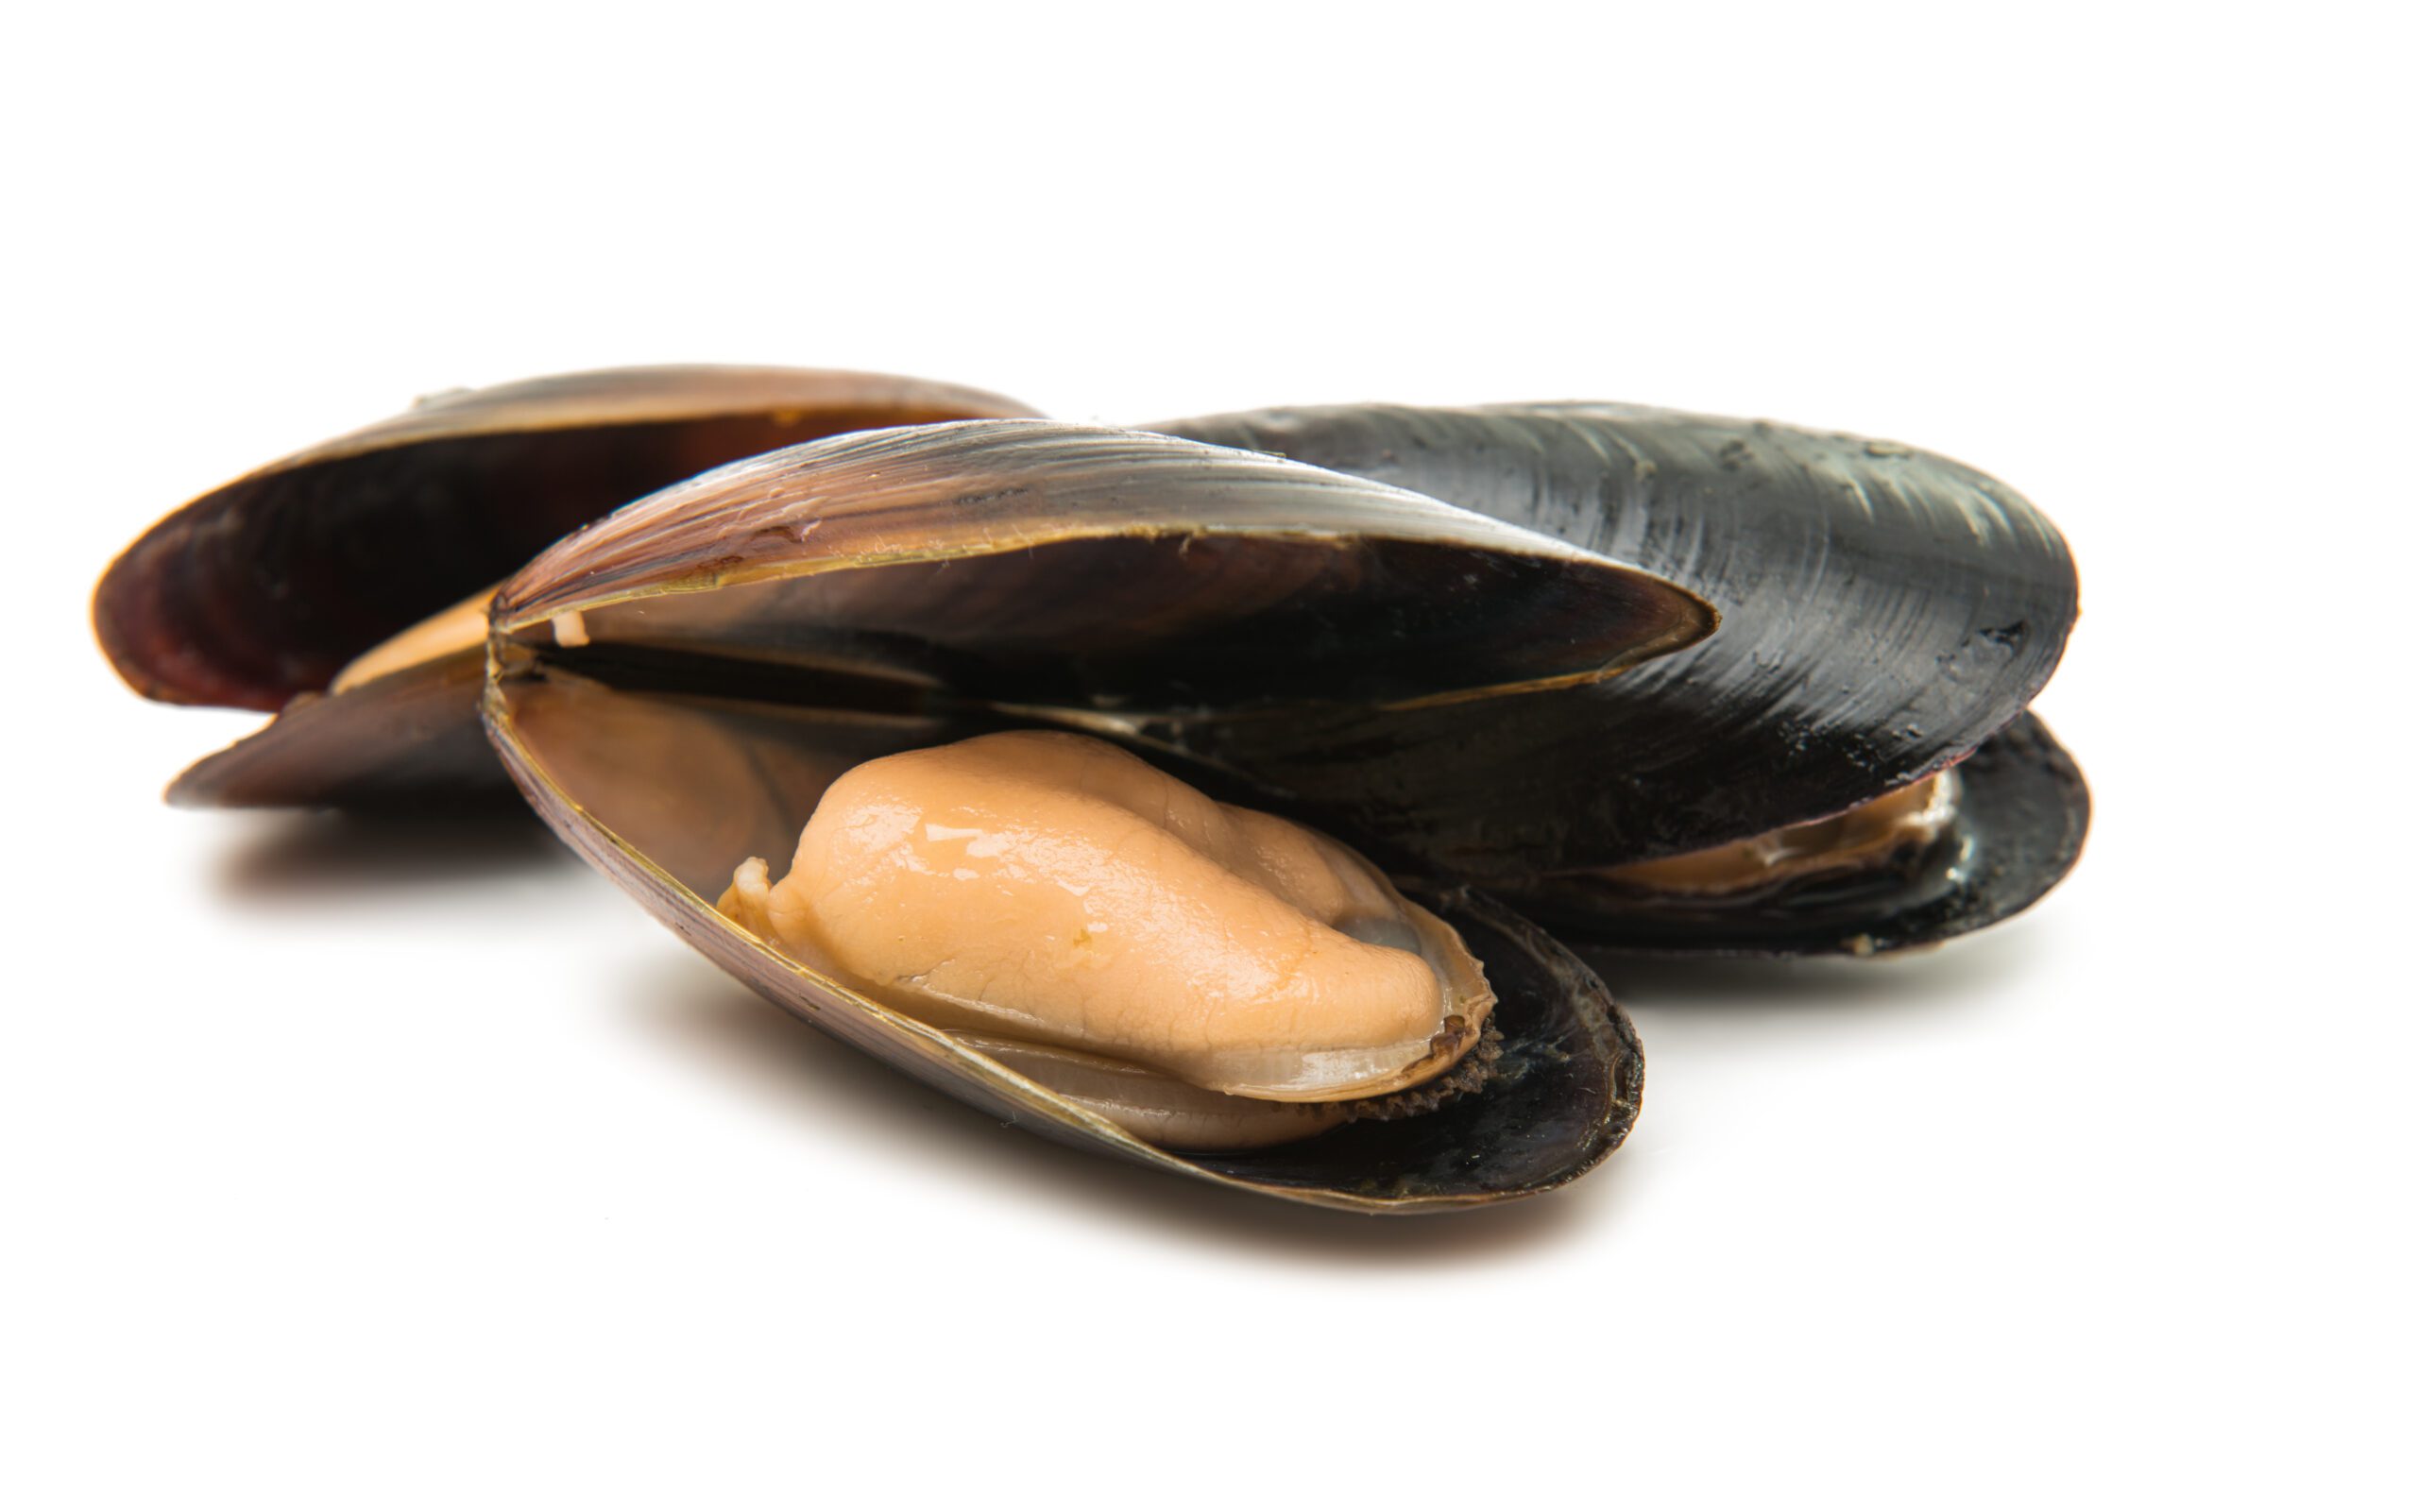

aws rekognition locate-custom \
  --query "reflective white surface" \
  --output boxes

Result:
[8,6,2406,1506]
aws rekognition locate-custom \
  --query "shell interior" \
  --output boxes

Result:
[95,365,1038,712]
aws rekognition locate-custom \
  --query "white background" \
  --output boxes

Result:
[7,5,2409,1507]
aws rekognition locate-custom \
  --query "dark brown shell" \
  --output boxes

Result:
[165,651,500,809]
[95,365,1037,713]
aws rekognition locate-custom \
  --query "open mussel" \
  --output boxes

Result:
[481,422,1710,1210]
[1149,402,2089,957]
[94,365,1036,807]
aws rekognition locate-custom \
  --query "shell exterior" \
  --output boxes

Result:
[1148,402,2087,952]
[1541,713,2091,959]
[95,365,1037,713]
[1151,402,2078,862]
[488,419,1713,715]
[480,422,1696,1209]
[166,649,502,809]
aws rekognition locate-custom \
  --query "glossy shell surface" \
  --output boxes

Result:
[1539,713,2091,959]
[1154,402,2078,864]
[1149,402,2086,953]
[96,365,1037,713]
[167,652,502,809]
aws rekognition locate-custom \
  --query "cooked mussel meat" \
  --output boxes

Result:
[716,730,1499,1150]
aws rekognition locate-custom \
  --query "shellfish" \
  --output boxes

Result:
[93,365,1037,807]
[479,421,1711,1208]
[1150,402,2088,956]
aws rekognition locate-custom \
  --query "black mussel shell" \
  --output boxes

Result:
[1148,401,2086,953]
[1527,713,2090,959]
[1151,402,2077,861]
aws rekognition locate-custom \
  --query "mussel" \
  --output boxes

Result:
[93,365,1037,807]
[1151,403,2088,958]
[480,421,1710,1209]
[94,377,2091,1210]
